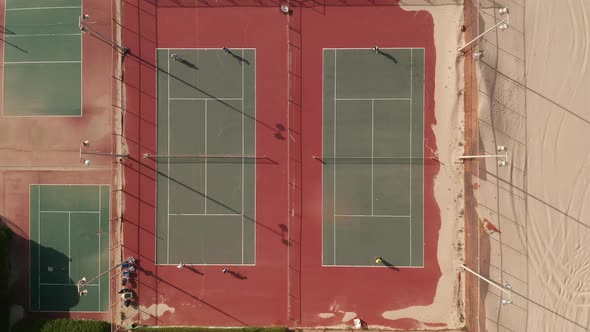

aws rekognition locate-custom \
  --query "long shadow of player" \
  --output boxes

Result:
[380,258,401,272]
[177,58,199,70]
[186,265,204,276]
[224,48,250,65]
[170,53,199,70]
[376,49,398,64]
[224,268,247,280]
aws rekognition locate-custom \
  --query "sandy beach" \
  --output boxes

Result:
[467,0,590,330]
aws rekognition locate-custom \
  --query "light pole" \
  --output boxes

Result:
[78,15,130,55]
[77,265,119,296]
[458,145,509,166]
[77,257,135,296]
[458,8,510,54]
[461,264,513,305]
[80,140,129,166]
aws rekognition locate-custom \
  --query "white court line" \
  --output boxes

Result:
[79,2,83,118]
[241,48,245,264]
[287,39,292,306]
[154,50,159,266]
[40,282,99,286]
[2,114,82,118]
[40,210,98,213]
[157,263,255,266]
[253,50,257,265]
[167,49,171,264]
[204,100,208,215]
[320,50,325,266]
[38,188,41,309]
[98,186,101,310]
[333,50,337,265]
[28,185,30,312]
[68,212,71,287]
[162,49,255,265]
[335,97,411,101]
[335,214,411,218]
[323,264,425,268]
[325,47,416,50]
[6,6,81,11]
[35,186,105,310]
[329,49,421,266]
[34,309,105,313]
[409,49,413,265]
[325,156,417,159]
[168,213,241,216]
[1,6,5,119]
[371,99,374,215]
[156,47,256,50]
[5,33,81,37]
[105,188,112,312]
[420,49,425,266]
[4,61,81,64]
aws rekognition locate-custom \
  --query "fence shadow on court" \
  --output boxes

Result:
[0,25,28,53]
[147,156,278,165]
[0,37,28,54]
[129,156,289,245]
[124,51,287,141]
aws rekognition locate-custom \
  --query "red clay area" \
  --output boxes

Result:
[122,1,440,328]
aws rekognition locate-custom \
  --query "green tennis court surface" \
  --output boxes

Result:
[156,49,256,265]
[3,0,81,116]
[322,48,425,267]
[30,185,109,311]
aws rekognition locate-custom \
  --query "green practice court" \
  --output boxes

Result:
[3,0,82,116]
[322,48,425,267]
[156,49,256,265]
[30,185,109,311]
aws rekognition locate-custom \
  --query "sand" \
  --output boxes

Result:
[138,303,176,321]
[381,0,467,328]
[470,0,590,330]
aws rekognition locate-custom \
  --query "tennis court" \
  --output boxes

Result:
[155,48,256,265]
[322,48,425,267]
[3,0,82,116]
[29,185,109,312]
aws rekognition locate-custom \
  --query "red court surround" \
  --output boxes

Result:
[122,1,441,328]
